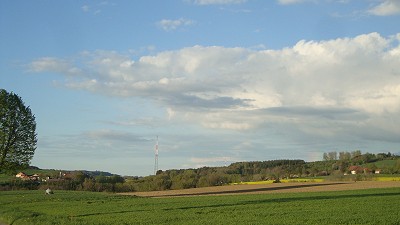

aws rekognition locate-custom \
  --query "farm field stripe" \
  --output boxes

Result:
[1,187,400,224]
[127,181,400,197]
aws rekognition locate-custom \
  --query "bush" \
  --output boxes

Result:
[0,179,40,190]
[273,178,281,183]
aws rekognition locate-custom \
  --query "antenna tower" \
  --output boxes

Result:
[154,136,159,175]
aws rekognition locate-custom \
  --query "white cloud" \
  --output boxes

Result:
[190,0,247,5]
[80,2,113,15]
[368,0,400,16]
[157,18,195,31]
[81,5,90,12]
[346,84,400,114]
[28,33,400,140]
[28,57,67,72]
[28,57,81,75]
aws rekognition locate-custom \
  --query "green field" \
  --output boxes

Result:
[366,159,398,168]
[1,188,400,225]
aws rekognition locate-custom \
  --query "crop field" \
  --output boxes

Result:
[1,182,400,225]
[130,181,400,197]
[231,178,325,185]
[374,176,400,181]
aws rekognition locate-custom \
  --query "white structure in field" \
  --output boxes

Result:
[154,136,159,175]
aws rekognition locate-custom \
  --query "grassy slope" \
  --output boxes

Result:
[366,159,397,168]
[1,188,400,225]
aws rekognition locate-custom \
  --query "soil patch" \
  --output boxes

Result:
[120,181,400,198]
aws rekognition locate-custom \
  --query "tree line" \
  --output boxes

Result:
[127,152,400,192]
[0,171,129,192]
[2,151,400,192]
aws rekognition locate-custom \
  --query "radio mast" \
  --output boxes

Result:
[154,136,159,175]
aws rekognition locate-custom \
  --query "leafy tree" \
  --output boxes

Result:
[170,169,198,189]
[328,151,338,160]
[71,171,89,184]
[0,89,37,172]
[339,151,351,161]
[323,152,337,161]
[109,175,125,184]
[337,160,349,173]
[351,150,362,159]
[153,174,172,190]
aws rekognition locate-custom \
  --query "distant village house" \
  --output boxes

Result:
[348,166,377,175]
[15,172,40,181]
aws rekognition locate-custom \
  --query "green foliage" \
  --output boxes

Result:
[1,188,400,224]
[228,160,306,176]
[365,159,400,174]
[0,89,37,172]
[0,173,12,183]
[3,151,400,192]
[366,159,397,168]
[0,169,131,192]
[0,178,40,191]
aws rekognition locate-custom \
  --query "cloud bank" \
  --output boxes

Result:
[29,32,400,143]
[368,0,400,16]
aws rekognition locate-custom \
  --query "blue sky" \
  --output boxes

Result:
[1,0,400,176]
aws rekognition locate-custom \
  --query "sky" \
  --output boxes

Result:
[1,0,400,176]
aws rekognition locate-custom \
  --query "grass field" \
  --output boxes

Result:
[365,159,397,168]
[1,185,400,224]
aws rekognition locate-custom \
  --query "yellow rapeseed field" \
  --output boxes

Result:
[373,177,400,181]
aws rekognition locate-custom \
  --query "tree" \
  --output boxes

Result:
[323,151,337,161]
[71,171,89,184]
[339,151,351,161]
[323,152,328,161]
[328,151,338,160]
[351,150,362,159]
[0,89,37,172]
[153,174,172,190]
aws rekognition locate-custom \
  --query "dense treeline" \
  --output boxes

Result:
[128,152,400,192]
[128,160,306,192]
[322,150,394,163]
[0,171,129,192]
[2,151,399,192]
[321,151,400,174]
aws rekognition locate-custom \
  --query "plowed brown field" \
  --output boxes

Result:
[121,181,400,198]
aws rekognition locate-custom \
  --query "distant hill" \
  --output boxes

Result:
[1,151,400,192]
[82,170,114,177]
[365,159,396,167]
[22,166,116,177]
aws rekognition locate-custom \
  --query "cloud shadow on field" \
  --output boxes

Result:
[160,182,346,197]
[71,209,150,218]
[164,192,400,211]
